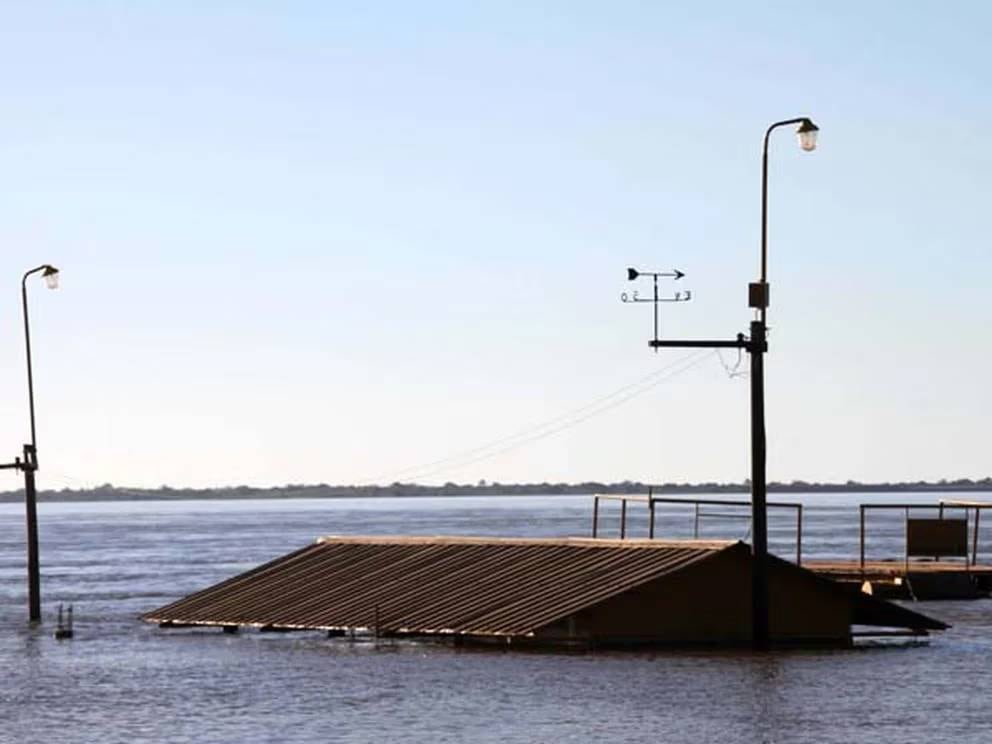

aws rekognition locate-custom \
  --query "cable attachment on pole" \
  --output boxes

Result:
[716,348,747,379]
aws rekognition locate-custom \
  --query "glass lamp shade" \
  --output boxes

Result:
[43,267,59,289]
[797,120,819,152]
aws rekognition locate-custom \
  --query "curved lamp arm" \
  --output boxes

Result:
[759,117,818,322]
[23,264,59,289]
[21,264,59,457]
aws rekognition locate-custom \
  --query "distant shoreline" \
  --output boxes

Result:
[1,479,991,503]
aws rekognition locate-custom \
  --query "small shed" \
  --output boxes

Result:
[144,536,946,647]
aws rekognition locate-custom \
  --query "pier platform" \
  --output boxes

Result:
[807,560,992,599]
[591,493,992,600]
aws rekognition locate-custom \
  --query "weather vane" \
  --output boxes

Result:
[621,267,691,351]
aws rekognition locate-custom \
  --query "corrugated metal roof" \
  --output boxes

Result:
[143,536,731,637]
[144,535,947,638]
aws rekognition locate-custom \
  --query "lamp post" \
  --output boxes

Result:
[18,264,59,623]
[748,118,817,647]
[645,118,817,648]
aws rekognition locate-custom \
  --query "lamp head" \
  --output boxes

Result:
[42,265,59,290]
[627,267,639,281]
[796,118,819,152]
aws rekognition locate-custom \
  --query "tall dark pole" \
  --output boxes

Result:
[750,117,816,648]
[748,122,781,649]
[646,117,817,649]
[23,272,40,452]
[22,449,40,623]
[19,264,57,623]
[22,269,42,622]
[749,321,768,648]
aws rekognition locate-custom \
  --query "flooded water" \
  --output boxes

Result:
[1,494,991,743]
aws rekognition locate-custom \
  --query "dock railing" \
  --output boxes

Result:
[591,489,804,565]
[859,500,992,572]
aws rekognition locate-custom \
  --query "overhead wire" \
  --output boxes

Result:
[39,347,732,491]
[365,349,715,484]
[359,350,710,485]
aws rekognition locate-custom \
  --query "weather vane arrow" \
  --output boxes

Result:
[621,266,692,351]
[627,268,684,281]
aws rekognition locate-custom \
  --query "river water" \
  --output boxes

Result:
[1,494,991,743]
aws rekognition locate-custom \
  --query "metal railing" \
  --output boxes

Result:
[859,500,992,571]
[591,489,804,565]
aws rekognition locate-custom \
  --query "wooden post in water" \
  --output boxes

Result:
[796,505,803,566]
[973,508,981,565]
[860,505,866,575]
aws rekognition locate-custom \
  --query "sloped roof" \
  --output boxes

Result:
[143,535,947,637]
[143,536,730,636]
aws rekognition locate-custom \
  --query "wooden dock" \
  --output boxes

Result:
[807,560,992,599]
[591,494,992,600]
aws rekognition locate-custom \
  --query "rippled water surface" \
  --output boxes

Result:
[2,494,992,743]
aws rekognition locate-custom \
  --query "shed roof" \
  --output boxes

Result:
[143,535,946,638]
[144,536,729,636]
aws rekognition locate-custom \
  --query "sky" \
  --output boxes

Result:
[0,1,989,489]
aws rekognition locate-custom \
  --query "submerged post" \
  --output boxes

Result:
[54,601,74,640]
[749,320,769,648]
[860,505,866,574]
[23,446,40,623]
[796,504,803,566]
[974,508,981,565]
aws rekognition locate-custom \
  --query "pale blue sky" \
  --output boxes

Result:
[0,1,988,488]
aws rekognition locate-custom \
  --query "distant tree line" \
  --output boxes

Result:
[1,477,991,503]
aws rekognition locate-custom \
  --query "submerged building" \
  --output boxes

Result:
[144,535,946,647]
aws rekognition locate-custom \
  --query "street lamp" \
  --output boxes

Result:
[12,264,60,622]
[749,117,818,647]
[796,119,819,152]
[42,265,60,290]
[645,117,818,648]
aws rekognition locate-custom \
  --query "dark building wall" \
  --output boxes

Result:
[537,545,851,645]
[766,561,853,642]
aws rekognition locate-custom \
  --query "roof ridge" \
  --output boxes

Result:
[315,535,736,550]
